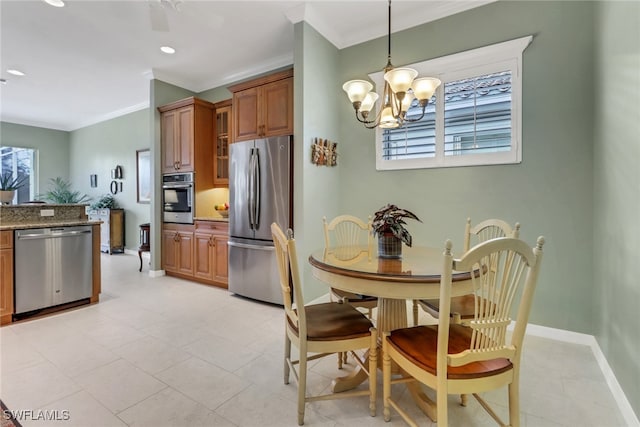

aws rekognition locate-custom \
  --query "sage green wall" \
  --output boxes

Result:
[594,0,640,417]
[148,80,195,270]
[69,109,151,251]
[0,121,70,194]
[294,22,342,302]
[337,1,595,333]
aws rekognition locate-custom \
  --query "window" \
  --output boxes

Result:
[374,36,532,170]
[0,146,37,204]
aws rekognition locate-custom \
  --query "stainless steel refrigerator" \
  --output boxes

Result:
[228,136,292,305]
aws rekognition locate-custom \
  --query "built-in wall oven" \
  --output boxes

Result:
[162,172,194,223]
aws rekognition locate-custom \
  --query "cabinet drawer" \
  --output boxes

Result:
[195,221,228,234]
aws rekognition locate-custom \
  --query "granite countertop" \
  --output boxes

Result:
[0,220,102,231]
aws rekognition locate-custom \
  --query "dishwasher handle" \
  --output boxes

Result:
[17,229,92,240]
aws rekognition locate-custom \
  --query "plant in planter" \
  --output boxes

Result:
[371,204,422,258]
[0,172,28,205]
[90,194,119,210]
[39,177,92,204]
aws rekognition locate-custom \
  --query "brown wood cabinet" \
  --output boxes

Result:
[229,68,293,142]
[0,230,14,325]
[162,223,195,277]
[88,208,124,254]
[163,221,228,288]
[159,97,215,176]
[213,100,232,187]
[194,221,228,288]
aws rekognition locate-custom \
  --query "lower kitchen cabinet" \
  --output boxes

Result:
[194,220,228,288]
[162,223,194,276]
[163,221,228,288]
[0,230,14,325]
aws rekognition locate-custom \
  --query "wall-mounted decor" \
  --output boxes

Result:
[111,165,123,180]
[136,149,151,204]
[311,138,337,166]
[90,174,98,188]
[110,180,119,195]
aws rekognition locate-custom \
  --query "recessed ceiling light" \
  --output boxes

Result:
[160,46,176,54]
[7,69,25,76]
[0,79,7,85]
[43,0,65,7]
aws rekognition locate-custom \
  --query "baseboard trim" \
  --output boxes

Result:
[525,323,639,427]
[149,269,165,278]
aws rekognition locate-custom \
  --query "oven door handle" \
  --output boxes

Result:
[162,184,192,189]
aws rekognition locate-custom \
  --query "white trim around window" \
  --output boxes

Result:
[373,35,533,171]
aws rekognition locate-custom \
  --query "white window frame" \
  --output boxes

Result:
[373,35,533,171]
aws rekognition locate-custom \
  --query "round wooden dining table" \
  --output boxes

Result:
[308,244,474,420]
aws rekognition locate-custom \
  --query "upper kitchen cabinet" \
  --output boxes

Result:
[229,68,293,142]
[213,100,232,187]
[159,97,215,176]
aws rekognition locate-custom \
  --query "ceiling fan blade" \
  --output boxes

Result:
[149,2,169,32]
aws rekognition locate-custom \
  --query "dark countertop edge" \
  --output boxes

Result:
[194,217,229,223]
[0,220,102,231]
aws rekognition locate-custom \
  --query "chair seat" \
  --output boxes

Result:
[331,288,378,304]
[421,295,493,320]
[387,325,512,380]
[289,302,374,341]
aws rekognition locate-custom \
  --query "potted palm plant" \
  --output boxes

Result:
[372,204,422,258]
[0,172,28,205]
[39,177,91,204]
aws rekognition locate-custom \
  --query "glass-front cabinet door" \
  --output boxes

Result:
[214,102,231,187]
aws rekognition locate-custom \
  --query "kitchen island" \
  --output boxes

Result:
[0,204,102,325]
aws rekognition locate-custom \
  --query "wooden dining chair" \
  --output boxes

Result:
[383,236,545,427]
[271,223,378,426]
[323,214,378,368]
[413,218,521,326]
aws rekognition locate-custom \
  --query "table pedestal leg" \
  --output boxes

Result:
[138,250,143,272]
[332,298,408,393]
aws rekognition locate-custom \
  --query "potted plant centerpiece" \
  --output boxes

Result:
[372,204,422,258]
[0,172,28,205]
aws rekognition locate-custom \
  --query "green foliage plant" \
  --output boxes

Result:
[40,177,92,204]
[371,204,422,247]
[0,172,28,191]
[90,194,118,209]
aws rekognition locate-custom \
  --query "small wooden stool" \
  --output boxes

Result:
[138,223,150,272]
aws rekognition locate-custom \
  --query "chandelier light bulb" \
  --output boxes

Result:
[342,80,374,104]
[384,67,418,94]
[379,106,399,129]
[412,77,442,101]
[360,92,379,114]
[400,91,414,113]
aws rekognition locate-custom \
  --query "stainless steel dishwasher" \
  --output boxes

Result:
[14,226,93,314]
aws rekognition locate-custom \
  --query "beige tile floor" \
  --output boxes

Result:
[0,253,628,427]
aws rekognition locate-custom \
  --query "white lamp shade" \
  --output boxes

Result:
[412,77,441,101]
[360,92,379,113]
[384,67,418,94]
[379,106,400,129]
[342,80,374,103]
[400,91,414,112]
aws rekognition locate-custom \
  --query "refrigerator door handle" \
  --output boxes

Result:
[248,148,256,229]
[253,148,261,230]
[228,241,274,251]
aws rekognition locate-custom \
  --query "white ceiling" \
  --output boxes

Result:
[0,0,494,132]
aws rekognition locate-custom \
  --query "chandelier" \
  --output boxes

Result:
[342,0,441,129]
